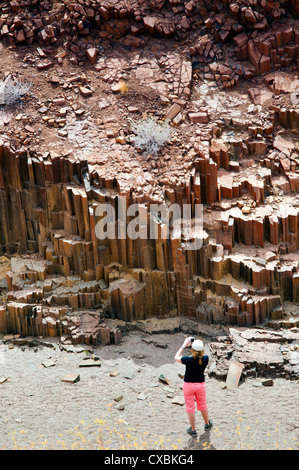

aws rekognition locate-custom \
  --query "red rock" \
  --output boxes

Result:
[283,27,294,44]
[1,25,9,36]
[219,174,233,199]
[86,48,98,64]
[257,40,271,56]
[204,18,213,29]
[244,8,257,23]
[260,55,271,74]
[219,30,230,43]
[189,112,209,123]
[243,217,253,246]
[164,103,181,122]
[79,86,92,97]
[0,306,6,333]
[275,31,283,47]
[210,140,229,169]
[97,326,111,345]
[143,16,157,35]
[233,32,248,48]
[15,30,25,43]
[293,273,299,302]
[248,40,262,73]
[254,20,268,31]
[285,45,295,58]
[230,3,240,16]
[269,215,279,245]
[40,25,55,44]
[253,218,264,247]
[218,63,231,75]
[111,328,122,344]
[99,6,109,21]
[36,61,54,71]
[13,16,23,28]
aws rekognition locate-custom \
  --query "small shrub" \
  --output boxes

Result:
[130,116,171,156]
[0,75,32,107]
[112,80,128,94]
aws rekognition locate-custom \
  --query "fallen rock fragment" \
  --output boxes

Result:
[261,379,274,386]
[114,395,124,402]
[164,103,181,122]
[109,371,119,377]
[189,112,209,124]
[252,382,263,387]
[172,113,183,126]
[225,362,244,389]
[122,372,134,380]
[36,61,54,71]
[172,396,185,406]
[41,360,56,368]
[158,374,170,385]
[86,48,98,65]
[61,373,80,383]
[78,86,92,97]
[143,16,156,35]
[137,393,147,400]
[79,357,101,367]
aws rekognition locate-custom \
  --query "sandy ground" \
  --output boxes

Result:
[0,330,298,452]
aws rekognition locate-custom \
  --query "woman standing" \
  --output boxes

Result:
[174,336,212,437]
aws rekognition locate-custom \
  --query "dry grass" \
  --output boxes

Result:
[2,409,298,450]
[0,75,32,107]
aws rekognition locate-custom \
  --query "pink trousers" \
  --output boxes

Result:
[182,381,207,413]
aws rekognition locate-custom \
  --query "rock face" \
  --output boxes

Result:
[208,327,299,381]
[0,137,298,343]
[0,1,298,346]
[0,0,297,81]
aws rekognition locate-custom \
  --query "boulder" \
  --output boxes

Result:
[143,16,157,35]
[86,48,98,64]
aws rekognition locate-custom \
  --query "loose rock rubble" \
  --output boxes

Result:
[0,1,298,384]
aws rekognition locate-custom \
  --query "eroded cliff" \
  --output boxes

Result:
[0,0,298,346]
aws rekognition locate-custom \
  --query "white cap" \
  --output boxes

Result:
[192,339,204,351]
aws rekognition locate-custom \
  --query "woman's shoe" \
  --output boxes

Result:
[204,420,213,431]
[186,426,197,437]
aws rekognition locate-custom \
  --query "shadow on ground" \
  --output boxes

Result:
[185,430,216,450]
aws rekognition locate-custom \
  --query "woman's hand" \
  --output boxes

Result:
[174,336,192,363]
[182,336,193,349]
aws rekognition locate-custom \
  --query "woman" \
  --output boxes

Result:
[174,336,212,437]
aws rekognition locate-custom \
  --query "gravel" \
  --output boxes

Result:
[0,331,298,451]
